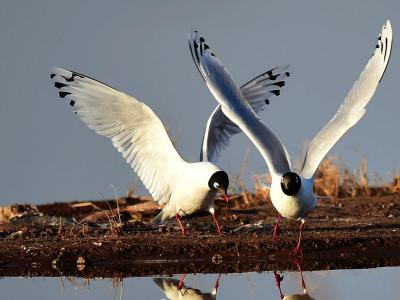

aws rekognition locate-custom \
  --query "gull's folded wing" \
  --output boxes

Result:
[300,20,393,179]
[50,68,185,204]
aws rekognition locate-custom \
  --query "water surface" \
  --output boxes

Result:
[1,267,399,299]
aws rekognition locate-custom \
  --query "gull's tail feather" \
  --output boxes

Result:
[153,278,166,290]
[151,209,171,225]
[153,278,181,292]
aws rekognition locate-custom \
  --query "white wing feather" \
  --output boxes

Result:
[189,31,291,175]
[199,67,290,163]
[300,20,393,179]
[190,34,290,163]
[50,68,185,204]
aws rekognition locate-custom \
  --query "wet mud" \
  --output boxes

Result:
[0,194,400,277]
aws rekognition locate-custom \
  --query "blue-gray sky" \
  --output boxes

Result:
[0,1,398,205]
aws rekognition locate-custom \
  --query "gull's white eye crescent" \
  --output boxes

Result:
[213,182,220,188]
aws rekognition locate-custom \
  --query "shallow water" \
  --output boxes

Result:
[1,266,399,299]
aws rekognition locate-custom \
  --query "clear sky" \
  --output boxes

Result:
[0,0,399,205]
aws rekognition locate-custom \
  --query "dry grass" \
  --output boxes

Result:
[313,156,400,198]
[1,156,399,223]
[237,156,400,206]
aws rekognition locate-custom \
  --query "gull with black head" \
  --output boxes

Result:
[189,20,392,252]
[49,53,289,235]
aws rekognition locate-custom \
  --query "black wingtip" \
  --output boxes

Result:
[384,37,388,61]
[59,91,71,98]
[188,39,206,82]
[69,100,75,107]
[274,81,286,88]
[270,90,281,96]
[50,73,56,79]
[379,34,393,83]
[54,82,67,89]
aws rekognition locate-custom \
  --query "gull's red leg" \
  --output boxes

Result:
[274,271,284,299]
[213,273,222,291]
[273,213,282,241]
[293,258,306,291]
[177,273,187,290]
[211,212,224,236]
[291,219,305,256]
[295,260,306,290]
[175,213,187,236]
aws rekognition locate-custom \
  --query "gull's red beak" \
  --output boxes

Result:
[223,193,229,203]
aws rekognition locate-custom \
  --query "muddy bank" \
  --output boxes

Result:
[0,194,400,277]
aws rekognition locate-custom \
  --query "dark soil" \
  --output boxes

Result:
[1,194,400,277]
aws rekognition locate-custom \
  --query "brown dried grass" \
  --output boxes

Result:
[250,156,400,203]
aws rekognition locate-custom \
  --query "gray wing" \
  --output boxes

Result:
[190,35,290,163]
[200,105,240,162]
[189,30,291,176]
[300,20,393,179]
[241,65,290,110]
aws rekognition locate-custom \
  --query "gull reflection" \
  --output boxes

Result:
[274,261,314,300]
[154,273,221,300]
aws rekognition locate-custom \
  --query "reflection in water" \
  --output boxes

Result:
[2,266,400,299]
[59,276,124,300]
[274,261,314,300]
[154,273,221,300]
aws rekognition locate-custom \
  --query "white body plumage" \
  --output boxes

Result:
[154,277,217,300]
[158,162,220,221]
[270,175,316,220]
[49,68,230,234]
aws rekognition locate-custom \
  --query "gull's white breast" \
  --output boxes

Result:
[162,162,220,218]
[270,177,316,220]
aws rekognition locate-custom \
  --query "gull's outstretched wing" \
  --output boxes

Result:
[50,68,185,204]
[240,65,290,110]
[200,105,240,162]
[300,20,393,179]
[198,67,290,163]
[189,30,291,175]
[190,34,290,163]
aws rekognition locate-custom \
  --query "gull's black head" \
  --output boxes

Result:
[208,171,229,194]
[281,172,301,196]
